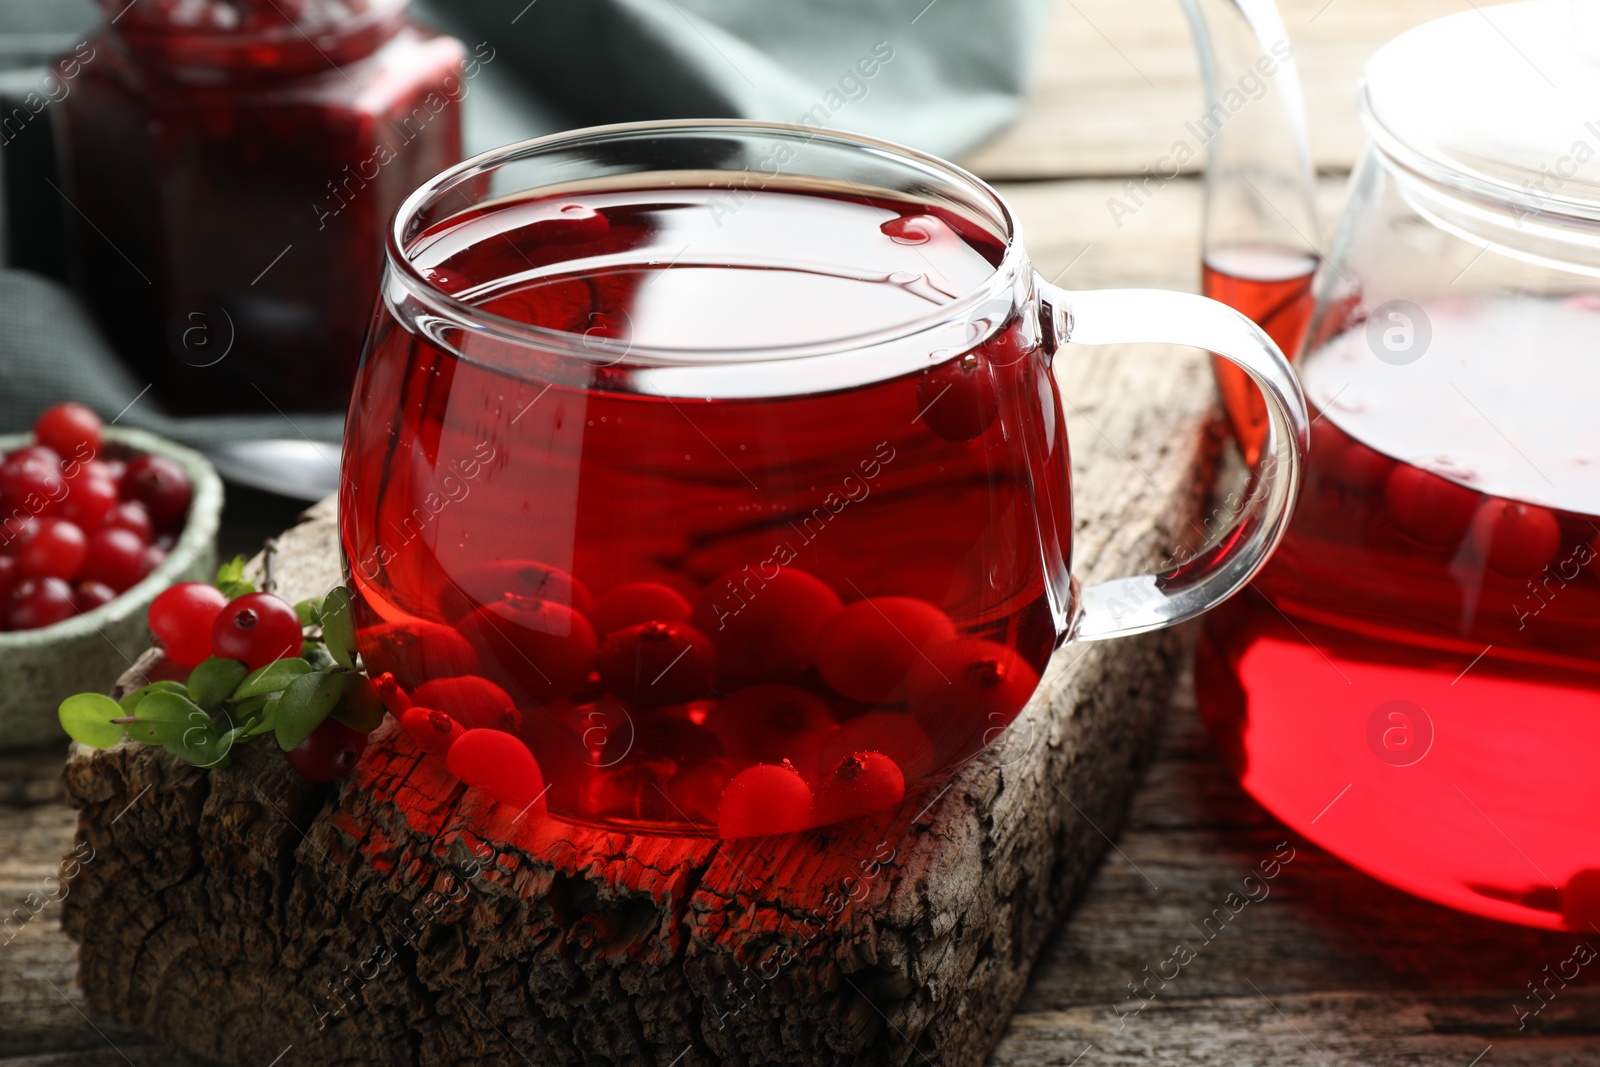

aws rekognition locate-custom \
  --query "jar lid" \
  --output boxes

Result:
[1362,1,1600,226]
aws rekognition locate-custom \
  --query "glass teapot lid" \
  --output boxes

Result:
[1361,0,1600,270]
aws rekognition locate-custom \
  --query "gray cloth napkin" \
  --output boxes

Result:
[0,0,1047,449]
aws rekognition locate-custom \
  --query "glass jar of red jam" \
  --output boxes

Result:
[58,0,470,413]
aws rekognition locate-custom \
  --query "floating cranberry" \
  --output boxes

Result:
[1383,465,1478,549]
[148,581,229,666]
[399,706,464,760]
[535,202,609,244]
[7,577,77,630]
[412,675,520,731]
[440,559,593,622]
[907,639,1040,759]
[34,402,103,460]
[103,500,154,543]
[590,581,693,636]
[667,757,730,826]
[17,518,87,581]
[1470,498,1561,578]
[57,475,119,531]
[460,595,597,705]
[80,526,149,591]
[121,454,192,530]
[74,580,117,612]
[816,596,957,703]
[694,567,841,683]
[717,762,814,838]
[373,671,412,714]
[1561,869,1600,932]
[918,351,999,442]
[814,751,906,826]
[285,717,368,783]
[703,684,838,770]
[360,619,481,681]
[596,621,717,705]
[1334,439,1393,495]
[447,728,547,810]
[817,711,938,781]
[211,592,303,670]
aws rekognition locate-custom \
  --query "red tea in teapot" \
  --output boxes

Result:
[1198,293,1600,927]
[341,184,1072,835]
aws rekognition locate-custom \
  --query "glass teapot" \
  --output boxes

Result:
[1192,0,1600,930]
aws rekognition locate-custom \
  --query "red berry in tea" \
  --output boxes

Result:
[918,352,999,442]
[148,581,229,666]
[211,592,303,670]
[460,596,597,705]
[440,559,593,622]
[818,711,938,782]
[7,577,77,630]
[694,567,841,683]
[360,619,481,681]
[121,454,192,531]
[1383,465,1478,548]
[703,684,838,770]
[33,402,103,459]
[814,751,906,826]
[17,518,88,580]
[399,706,465,760]
[816,596,957,702]
[717,762,814,838]
[1470,498,1561,578]
[1561,869,1600,933]
[907,638,1039,759]
[596,620,717,705]
[374,671,412,713]
[285,717,369,783]
[411,675,520,731]
[447,728,547,810]
[590,581,692,637]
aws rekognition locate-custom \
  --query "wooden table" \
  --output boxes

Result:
[10,1,1597,1063]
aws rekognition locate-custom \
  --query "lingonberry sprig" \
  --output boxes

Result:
[59,545,381,781]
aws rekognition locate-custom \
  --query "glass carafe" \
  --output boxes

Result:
[1196,0,1600,929]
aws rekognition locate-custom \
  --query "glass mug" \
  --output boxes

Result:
[340,121,1308,837]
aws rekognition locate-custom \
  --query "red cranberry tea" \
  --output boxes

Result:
[1202,245,1318,465]
[1197,294,1600,927]
[342,183,1072,836]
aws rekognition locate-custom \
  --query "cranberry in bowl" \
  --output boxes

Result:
[0,408,222,748]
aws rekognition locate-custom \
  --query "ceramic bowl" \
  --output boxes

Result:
[0,426,222,748]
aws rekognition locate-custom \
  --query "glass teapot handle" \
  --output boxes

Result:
[1180,0,1320,268]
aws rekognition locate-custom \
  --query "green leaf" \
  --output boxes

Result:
[186,658,249,713]
[245,697,281,737]
[126,691,210,746]
[320,587,356,669]
[331,674,385,733]
[118,680,187,716]
[294,597,324,628]
[233,657,312,701]
[214,556,256,600]
[275,671,350,751]
[59,693,126,749]
[302,644,336,672]
[165,719,227,767]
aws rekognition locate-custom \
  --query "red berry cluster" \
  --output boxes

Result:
[149,582,303,671]
[377,559,1043,839]
[1312,417,1573,579]
[0,403,192,632]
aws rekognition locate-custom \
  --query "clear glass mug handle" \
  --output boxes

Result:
[1038,283,1310,641]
